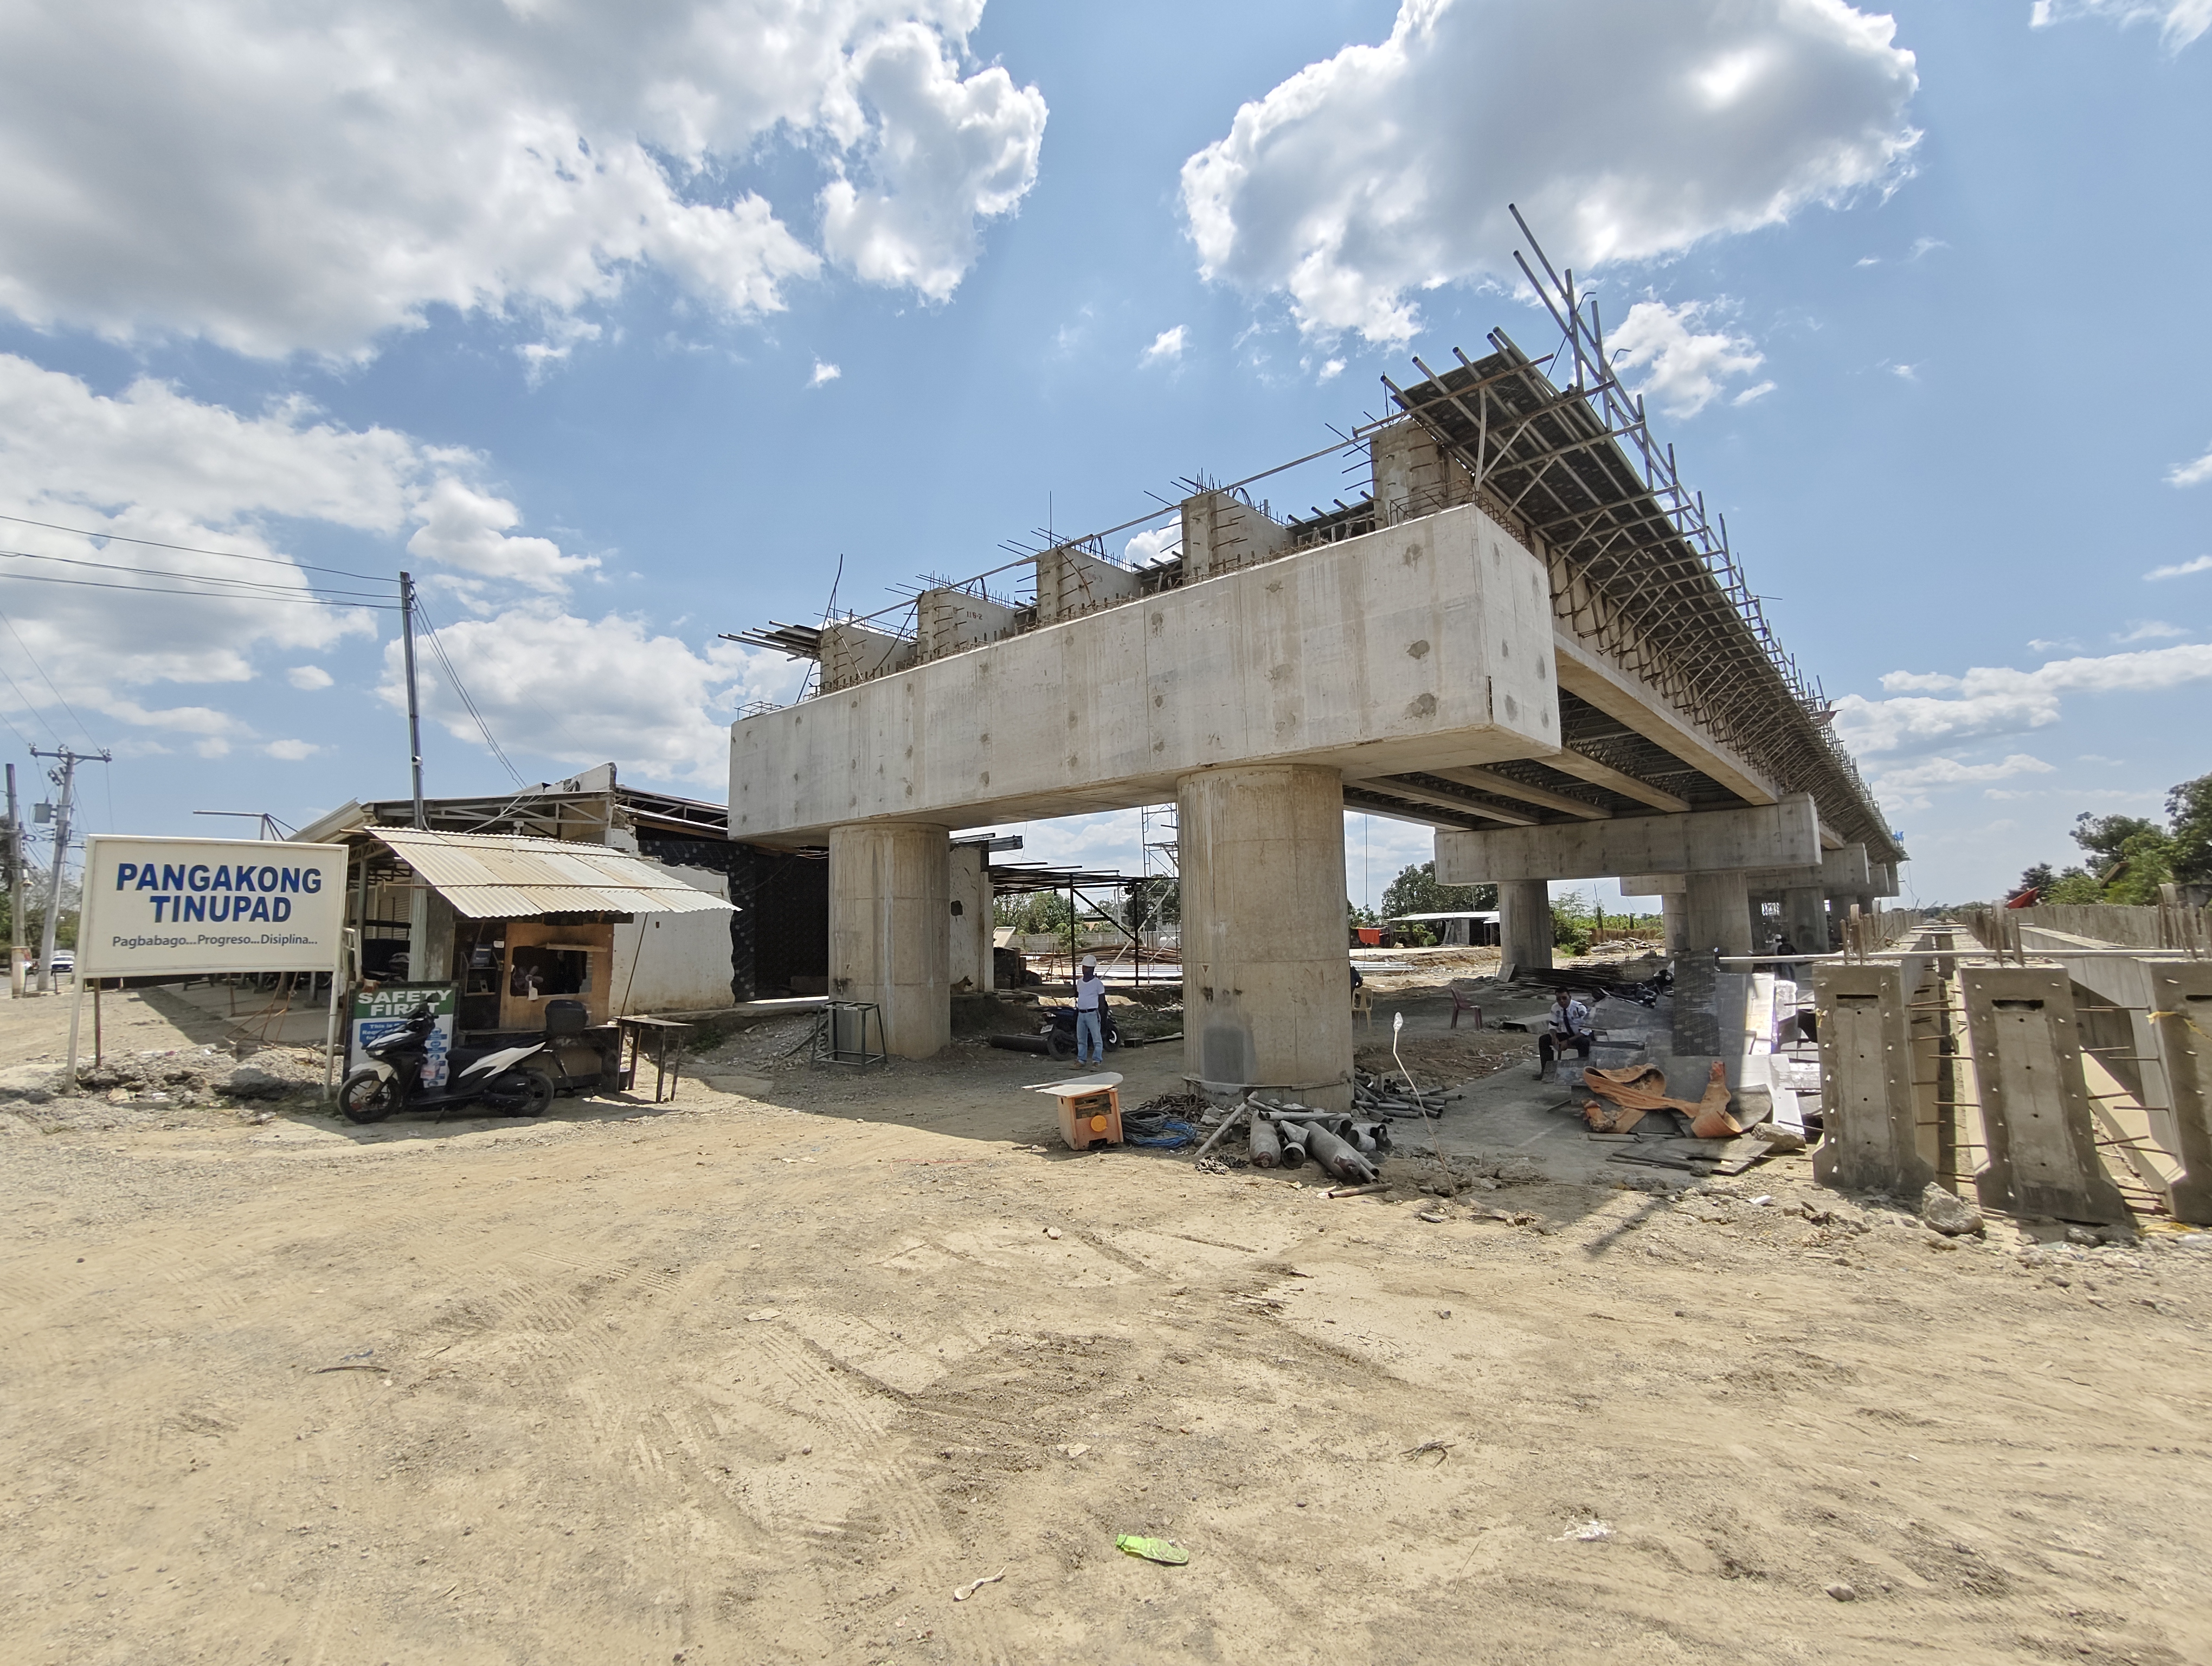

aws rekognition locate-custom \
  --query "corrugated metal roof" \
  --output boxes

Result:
[368,827,737,920]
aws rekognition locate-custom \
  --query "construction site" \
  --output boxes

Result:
[5,242,2211,1663]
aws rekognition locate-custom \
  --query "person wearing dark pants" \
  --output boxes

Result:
[1536,990,1593,1079]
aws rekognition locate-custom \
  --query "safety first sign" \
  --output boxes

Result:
[76,835,349,979]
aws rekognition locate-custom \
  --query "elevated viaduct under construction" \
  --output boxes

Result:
[729,228,1902,1110]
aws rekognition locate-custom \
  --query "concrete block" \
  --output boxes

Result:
[2145,961,2212,1225]
[1436,795,1821,886]
[916,589,1023,660]
[1035,544,1143,623]
[820,621,916,693]
[1180,489,1290,579]
[1960,966,2130,1225]
[1812,961,1935,1196]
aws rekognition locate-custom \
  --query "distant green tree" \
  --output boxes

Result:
[1378,861,1496,922]
[994,889,1073,934]
[2168,772,2212,886]
[1122,877,1180,934]
[2014,862,2056,900]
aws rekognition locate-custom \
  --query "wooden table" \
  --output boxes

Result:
[614,1015,693,1103]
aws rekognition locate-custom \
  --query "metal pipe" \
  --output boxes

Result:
[1248,1114,1281,1169]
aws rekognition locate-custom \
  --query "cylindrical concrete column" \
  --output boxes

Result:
[829,821,952,1058]
[1682,870,1753,959]
[1784,886,1827,954]
[1179,764,1352,1112]
[1660,893,1686,958]
[1497,878,1554,974]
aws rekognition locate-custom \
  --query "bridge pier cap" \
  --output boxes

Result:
[728,499,1558,847]
[1434,794,1822,887]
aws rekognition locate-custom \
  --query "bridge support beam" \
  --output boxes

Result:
[1180,764,1353,1112]
[829,821,952,1058]
[1498,879,1553,974]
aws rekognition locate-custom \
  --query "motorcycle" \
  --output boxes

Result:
[338,1003,557,1124]
[1043,1003,1120,1062]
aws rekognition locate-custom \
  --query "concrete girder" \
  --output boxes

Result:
[1540,747,1690,813]
[1551,635,1778,809]
[1426,765,1611,820]
[1434,794,1821,886]
[1346,776,1539,826]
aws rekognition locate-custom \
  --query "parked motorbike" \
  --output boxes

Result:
[1043,1003,1120,1061]
[338,1003,556,1124]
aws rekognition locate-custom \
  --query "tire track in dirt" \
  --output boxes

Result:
[748,1323,1014,1666]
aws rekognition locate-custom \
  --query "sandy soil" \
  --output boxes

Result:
[4,985,2211,1664]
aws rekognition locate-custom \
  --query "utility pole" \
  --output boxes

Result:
[400,569,427,829]
[30,747,107,996]
[5,762,22,998]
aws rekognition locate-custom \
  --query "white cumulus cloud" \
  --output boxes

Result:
[1607,299,1769,418]
[2145,554,2212,580]
[0,354,586,745]
[1179,0,1919,342]
[0,2,1045,357]
[2169,444,2212,487]
[2031,0,2212,53]
[810,360,843,387]
[380,608,806,785]
[1868,751,2055,811]
[1834,643,2212,754]
[1141,326,1188,366]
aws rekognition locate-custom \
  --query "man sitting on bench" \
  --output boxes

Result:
[1536,989,1593,1079]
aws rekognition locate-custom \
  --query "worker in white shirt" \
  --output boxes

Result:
[1073,954,1107,1067]
[1536,989,1593,1079]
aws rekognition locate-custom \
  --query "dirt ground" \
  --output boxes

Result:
[4,984,2211,1664]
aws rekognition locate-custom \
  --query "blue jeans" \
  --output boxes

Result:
[1076,1009,1103,1065]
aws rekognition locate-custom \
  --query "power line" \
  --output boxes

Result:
[0,569,397,608]
[0,510,389,582]
[411,595,525,787]
[0,546,393,602]
[0,606,98,750]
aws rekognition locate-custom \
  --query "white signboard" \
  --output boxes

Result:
[78,835,349,978]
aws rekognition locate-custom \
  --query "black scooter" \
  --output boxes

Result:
[1043,1003,1120,1061]
[338,1004,557,1124]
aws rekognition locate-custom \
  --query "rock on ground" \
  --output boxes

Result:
[1921,1182,1985,1237]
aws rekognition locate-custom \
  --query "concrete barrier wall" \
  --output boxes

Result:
[2006,905,2164,947]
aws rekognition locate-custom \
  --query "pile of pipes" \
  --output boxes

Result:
[1353,1067,1439,1118]
[1189,1096,1388,1184]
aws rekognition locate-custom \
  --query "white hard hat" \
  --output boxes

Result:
[1081,954,1097,970]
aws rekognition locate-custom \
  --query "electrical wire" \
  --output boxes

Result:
[0,546,394,602]
[0,510,388,582]
[0,606,99,751]
[0,569,397,608]
[410,595,525,787]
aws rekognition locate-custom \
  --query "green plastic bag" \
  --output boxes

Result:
[1116,1534,1189,1566]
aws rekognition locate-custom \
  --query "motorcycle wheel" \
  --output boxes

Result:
[1046,1028,1075,1062]
[338,1069,400,1125]
[488,1068,556,1119]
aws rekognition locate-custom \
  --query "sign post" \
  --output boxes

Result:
[72,836,352,1089]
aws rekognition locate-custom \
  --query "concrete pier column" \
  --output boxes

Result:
[1682,870,1754,960]
[1660,893,1686,958]
[1497,879,1554,974]
[1784,886,1827,955]
[828,821,952,1058]
[1179,764,1352,1111]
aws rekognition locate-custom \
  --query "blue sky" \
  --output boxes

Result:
[0,0,2206,911]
